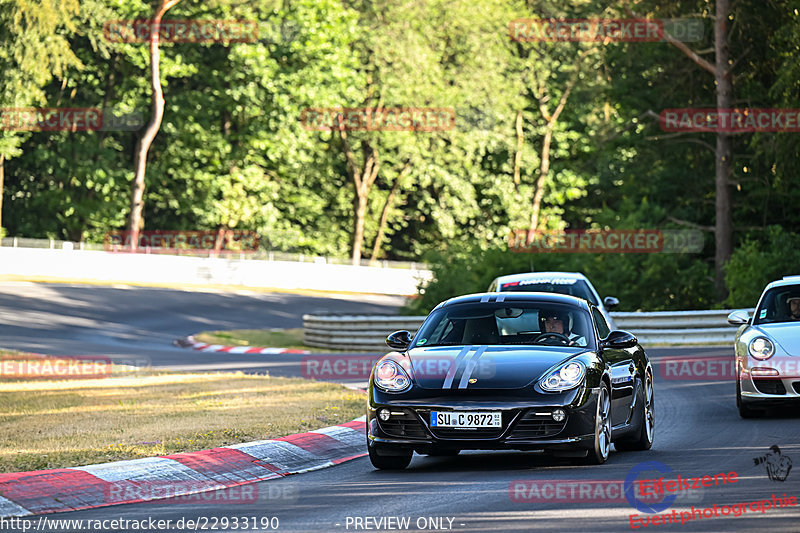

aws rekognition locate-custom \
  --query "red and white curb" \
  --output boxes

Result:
[0,417,366,517]
[174,336,310,355]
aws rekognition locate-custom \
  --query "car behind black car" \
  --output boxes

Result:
[366,292,654,469]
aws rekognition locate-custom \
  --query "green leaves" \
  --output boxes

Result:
[0,0,797,311]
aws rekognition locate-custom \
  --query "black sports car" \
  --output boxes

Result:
[367,292,654,469]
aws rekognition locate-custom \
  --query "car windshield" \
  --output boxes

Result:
[754,285,800,325]
[412,302,595,349]
[498,277,599,305]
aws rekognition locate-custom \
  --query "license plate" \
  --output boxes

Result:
[430,411,502,428]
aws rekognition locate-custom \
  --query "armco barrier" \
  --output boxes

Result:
[0,247,432,296]
[302,309,752,350]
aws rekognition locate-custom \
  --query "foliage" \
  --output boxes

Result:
[1,0,798,309]
[725,226,800,309]
[403,241,714,315]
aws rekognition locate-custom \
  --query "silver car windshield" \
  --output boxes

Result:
[412,302,595,349]
[754,285,800,324]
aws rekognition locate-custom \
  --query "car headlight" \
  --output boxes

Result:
[540,361,586,392]
[374,360,411,392]
[748,337,774,360]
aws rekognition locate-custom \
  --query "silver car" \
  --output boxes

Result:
[728,275,800,417]
[488,271,618,330]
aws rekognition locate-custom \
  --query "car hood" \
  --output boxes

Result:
[753,323,800,355]
[406,345,585,390]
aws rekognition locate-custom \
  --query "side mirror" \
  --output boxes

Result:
[603,296,620,310]
[386,330,413,351]
[727,309,750,326]
[601,330,638,350]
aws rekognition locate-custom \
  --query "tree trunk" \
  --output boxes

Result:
[714,0,733,300]
[630,1,733,301]
[127,0,181,250]
[335,115,380,265]
[352,190,368,265]
[513,109,523,189]
[369,162,411,264]
[529,126,553,231]
[0,154,4,239]
[529,73,578,231]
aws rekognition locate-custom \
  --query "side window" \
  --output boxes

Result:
[591,306,611,340]
[488,280,497,292]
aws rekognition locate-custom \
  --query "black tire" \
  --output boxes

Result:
[582,382,611,465]
[368,444,413,470]
[615,373,654,451]
[737,377,760,419]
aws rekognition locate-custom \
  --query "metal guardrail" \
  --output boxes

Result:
[0,237,425,270]
[302,309,753,350]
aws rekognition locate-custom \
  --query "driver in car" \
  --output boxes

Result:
[540,310,586,346]
[788,296,800,321]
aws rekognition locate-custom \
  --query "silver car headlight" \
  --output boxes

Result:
[374,360,411,392]
[748,337,775,360]
[540,361,586,392]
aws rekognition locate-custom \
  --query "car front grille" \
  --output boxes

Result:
[793,382,800,394]
[507,409,567,439]
[378,409,428,439]
[429,427,505,439]
[753,378,786,395]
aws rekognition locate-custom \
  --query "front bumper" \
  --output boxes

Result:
[367,385,598,454]
[740,357,800,405]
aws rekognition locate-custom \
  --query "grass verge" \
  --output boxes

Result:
[194,328,309,350]
[0,357,364,473]
[192,328,368,353]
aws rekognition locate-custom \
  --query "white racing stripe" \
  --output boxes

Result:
[458,345,488,389]
[442,345,473,389]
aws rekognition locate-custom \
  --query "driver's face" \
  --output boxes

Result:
[544,317,564,334]
[790,299,800,318]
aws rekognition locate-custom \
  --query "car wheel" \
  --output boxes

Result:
[615,373,654,451]
[368,443,413,470]
[583,382,611,465]
[736,376,760,419]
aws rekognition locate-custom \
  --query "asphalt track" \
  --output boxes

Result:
[0,281,403,375]
[1,282,799,532]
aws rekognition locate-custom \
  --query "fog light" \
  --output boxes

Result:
[378,409,391,421]
[552,409,566,422]
[751,367,779,377]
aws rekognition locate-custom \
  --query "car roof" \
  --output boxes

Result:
[493,271,589,285]
[436,292,591,311]
[764,276,800,291]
